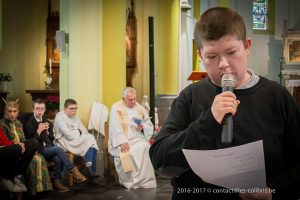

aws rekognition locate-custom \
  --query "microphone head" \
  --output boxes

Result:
[221,74,236,88]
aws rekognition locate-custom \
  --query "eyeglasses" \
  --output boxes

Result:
[68,107,78,111]
[34,107,45,111]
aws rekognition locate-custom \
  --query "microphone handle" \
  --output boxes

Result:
[222,86,233,92]
[221,113,233,144]
[221,85,234,144]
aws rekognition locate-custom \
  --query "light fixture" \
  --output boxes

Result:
[56,30,69,52]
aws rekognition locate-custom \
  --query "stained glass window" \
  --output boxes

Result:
[253,0,268,30]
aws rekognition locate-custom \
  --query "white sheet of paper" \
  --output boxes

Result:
[182,140,266,190]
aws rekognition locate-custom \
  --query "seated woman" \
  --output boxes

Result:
[0,100,52,195]
[0,127,26,193]
[24,98,86,192]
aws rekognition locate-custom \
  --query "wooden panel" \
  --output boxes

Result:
[293,86,300,107]
[50,63,59,89]
[25,89,59,101]
[45,8,60,90]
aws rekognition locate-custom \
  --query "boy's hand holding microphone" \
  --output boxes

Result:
[37,122,49,135]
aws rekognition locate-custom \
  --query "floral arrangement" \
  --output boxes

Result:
[0,73,12,82]
[46,95,59,110]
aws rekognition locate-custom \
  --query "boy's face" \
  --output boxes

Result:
[64,104,78,118]
[199,35,251,88]
[33,103,46,119]
[5,106,19,121]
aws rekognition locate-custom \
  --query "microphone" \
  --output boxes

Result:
[221,74,236,144]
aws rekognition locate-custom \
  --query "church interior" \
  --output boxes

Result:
[1,0,300,199]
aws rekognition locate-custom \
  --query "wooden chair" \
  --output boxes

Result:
[87,102,108,179]
[104,122,119,185]
[64,152,74,186]
[47,151,74,187]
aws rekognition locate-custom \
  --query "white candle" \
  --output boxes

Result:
[49,58,52,74]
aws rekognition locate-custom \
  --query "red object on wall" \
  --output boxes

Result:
[188,71,207,81]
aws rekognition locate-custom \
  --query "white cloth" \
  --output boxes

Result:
[53,111,98,156]
[108,100,157,189]
[87,102,108,136]
[288,80,300,87]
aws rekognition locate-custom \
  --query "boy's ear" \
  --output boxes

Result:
[245,38,251,55]
[197,50,202,59]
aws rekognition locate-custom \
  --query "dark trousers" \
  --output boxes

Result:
[0,144,22,180]
[43,146,74,179]
[16,139,39,175]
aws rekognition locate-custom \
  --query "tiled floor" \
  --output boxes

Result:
[1,175,173,200]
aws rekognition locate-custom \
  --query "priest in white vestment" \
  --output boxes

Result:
[109,87,157,189]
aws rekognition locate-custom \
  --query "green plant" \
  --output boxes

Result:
[0,73,12,82]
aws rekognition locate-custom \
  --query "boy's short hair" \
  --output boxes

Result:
[5,101,19,111]
[64,99,77,108]
[194,7,246,50]
[122,87,136,99]
[32,98,46,108]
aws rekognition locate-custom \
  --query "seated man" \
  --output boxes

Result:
[109,87,157,189]
[53,99,105,186]
[0,127,25,193]
[24,98,86,192]
[0,100,52,195]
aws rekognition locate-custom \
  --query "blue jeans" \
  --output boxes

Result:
[84,147,97,172]
[42,146,74,180]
